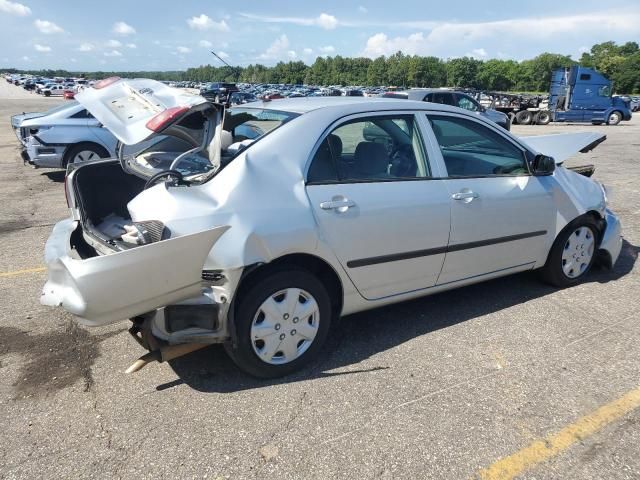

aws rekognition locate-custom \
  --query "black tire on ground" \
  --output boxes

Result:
[44,91,51,97]
[539,215,599,288]
[515,110,533,125]
[536,110,552,125]
[225,267,333,378]
[63,142,109,168]
[607,111,622,126]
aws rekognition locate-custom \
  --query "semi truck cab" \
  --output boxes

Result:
[550,66,632,125]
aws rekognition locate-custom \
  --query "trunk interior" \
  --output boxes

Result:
[73,161,146,247]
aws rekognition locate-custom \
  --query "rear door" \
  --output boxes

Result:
[305,112,451,300]
[425,113,555,284]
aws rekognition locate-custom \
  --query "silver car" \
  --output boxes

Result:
[12,101,117,168]
[41,79,622,378]
[384,89,511,130]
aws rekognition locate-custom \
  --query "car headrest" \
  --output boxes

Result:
[354,142,389,176]
[327,134,343,157]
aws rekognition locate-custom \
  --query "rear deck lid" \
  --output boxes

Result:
[519,132,606,164]
[75,78,210,145]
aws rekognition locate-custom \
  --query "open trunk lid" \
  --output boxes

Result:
[519,132,606,164]
[75,78,211,145]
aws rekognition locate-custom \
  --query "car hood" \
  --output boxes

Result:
[520,132,606,164]
[75,78,212,145]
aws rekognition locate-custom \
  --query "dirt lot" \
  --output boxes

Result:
[0,80,639,479]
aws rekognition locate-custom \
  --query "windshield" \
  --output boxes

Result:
[45,101,78,116]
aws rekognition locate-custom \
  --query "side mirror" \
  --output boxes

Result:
[532,154,556,175]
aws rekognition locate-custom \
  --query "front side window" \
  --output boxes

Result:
[307,115,430,183]
[598,85,611,97]
[428,115,528,177]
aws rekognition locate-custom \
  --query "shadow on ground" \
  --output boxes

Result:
[164,239,637,394]
[41,170,65,183]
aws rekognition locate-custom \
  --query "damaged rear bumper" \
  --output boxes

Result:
[41,218,230,327]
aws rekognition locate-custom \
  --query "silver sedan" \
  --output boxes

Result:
[41,81,622,378]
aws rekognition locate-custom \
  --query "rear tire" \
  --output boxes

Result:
[63,143,109,167]
[539,216,599,288]
[536,110,551,125]
[44,91,51,97]
[515,110,533,125]
[225,267,333,378]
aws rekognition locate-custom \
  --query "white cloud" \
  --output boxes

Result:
[303,47,313,55]
[34,44,51,52]
[319,45,336,54]
[70,58,77,62]
[78,43,94,52]
[358,5,368,14]
[466,48,488,58]
[218,51,229,59]
[240,12,339,30]
[126,43,137,49]
[0,0,31,16]
[316,13,338,30]
[112,21,136,35]
[362,32,426,57]
[104,50,122,57]
[106,39,122,48]
[259,34,293,60]
[177,46,191,53]
[187,14,230,31]
[22,56,31,61]
[199,40,213,48]
[34,19,64,34]
[288,50,297,59]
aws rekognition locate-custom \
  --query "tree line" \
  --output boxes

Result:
[4,41,639,93]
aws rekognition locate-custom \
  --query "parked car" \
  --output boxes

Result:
[199,82,239,103]
[41,84,66,97]
[63,90,76,100]
[11,100,117,168]
[41,79,622,378]
[384,89,511,130]
[229,91,257,105]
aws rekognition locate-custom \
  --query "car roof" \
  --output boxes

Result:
[237,96,466,115]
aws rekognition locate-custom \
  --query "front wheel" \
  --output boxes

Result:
[225,268,333,378]
[539,216,599,287]
[607,111,622,126]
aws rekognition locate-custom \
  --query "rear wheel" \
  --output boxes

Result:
[63,143,109,167]
[44,91,51,97]
[607,111,622,126]
[539,216,599,287]
[225,268,332,378]
[536,110,551,125]
[515,110,533,125]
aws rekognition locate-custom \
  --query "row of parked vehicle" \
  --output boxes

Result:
[4,73,95,98]
[9,77,623,378]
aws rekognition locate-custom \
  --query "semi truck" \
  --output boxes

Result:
[470,66,632,126]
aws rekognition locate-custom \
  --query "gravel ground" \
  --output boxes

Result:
[0,79,639,479]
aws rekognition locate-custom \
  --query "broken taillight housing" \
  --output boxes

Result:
[93,77,121,89]
[145,106,190,132]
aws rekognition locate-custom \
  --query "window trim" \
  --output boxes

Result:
[424,112,533,179]
[305,111,435,185]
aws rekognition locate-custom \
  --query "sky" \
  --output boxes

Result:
[1,0,639,71]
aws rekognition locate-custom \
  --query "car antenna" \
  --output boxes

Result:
[210,50,231,68]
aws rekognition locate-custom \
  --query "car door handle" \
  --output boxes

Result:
[452,191,479,201]
[320,199,355,211]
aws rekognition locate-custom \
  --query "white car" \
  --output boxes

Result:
[41,78,622,378]
[41,84,66,97]
[12,101,118,168]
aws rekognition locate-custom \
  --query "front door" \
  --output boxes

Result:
[425,113,555,284]
[306,113,451,300]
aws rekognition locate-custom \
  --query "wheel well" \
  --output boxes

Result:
[234,253,344,320]
[63,142,109,167]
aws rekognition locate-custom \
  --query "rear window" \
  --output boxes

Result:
[223,108,298,144]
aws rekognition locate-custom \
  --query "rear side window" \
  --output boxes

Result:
[428,115,527,177]
[307,115,430,183]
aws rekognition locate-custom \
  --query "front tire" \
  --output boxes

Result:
[536,110,551,125]
[540,216,599,287]
[607,111,622,126]
[225,268,333,378]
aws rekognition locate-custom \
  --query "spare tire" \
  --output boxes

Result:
[515,110,533,125]
[536,110,551,125]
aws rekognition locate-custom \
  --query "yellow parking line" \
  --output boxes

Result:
[0,266,46,278]
[477,385,640,480]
